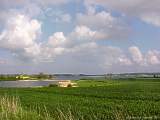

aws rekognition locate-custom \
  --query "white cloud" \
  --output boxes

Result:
[129,46,144,65]
[0,0,160,73]
[146,50,160,65]
[39,32,67,62]
[77,11,115,29]
[74,25,96,39]
[118,57,132,66]
[41,26,105,61]
[85,0,160,27]
[64,43,133,73]
[48,32,66,47]
[0,13,41,61]
[0,13,111,63]
[140,13,160,27]
[77,6,129,40]
[129,46,160,66]
[71,25,107,41]
[44,8,72,23]
[37,26,133,67]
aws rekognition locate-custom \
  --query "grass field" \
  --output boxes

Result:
[0,78,160,119]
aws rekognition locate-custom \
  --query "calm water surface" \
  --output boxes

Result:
[0,80,57,88]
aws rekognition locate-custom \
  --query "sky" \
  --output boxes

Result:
[0,0,160,74]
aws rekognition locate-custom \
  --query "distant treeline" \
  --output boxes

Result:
[0,73,54,80]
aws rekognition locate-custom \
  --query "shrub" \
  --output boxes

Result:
[48,84,58,87]
[67,84,72,87]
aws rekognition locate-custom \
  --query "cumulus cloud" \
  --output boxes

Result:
[0,0,160,73]
[0,13,41,61]
[118,57,132,66]
[146,50,160,65]
[41,32,67,61]
[69,25,108,41]
[1,15,156,69]
[0,12,70,62]
[0,12,110,63]
[36,25,133,66]
[129,46,160,66]
[77,5,129,40]
[129,46,144,65]
[85,0,160,27]
[48,32,66,47]
[77,11,115,29]
[41,26,105,61]
[66,42,129,67]
[103,47,129,66]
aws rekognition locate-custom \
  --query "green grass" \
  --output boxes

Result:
[0,79,160,119]
[0,96,80,120]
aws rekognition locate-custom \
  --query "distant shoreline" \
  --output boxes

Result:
[0,79,71,82]
[17,80,58,82]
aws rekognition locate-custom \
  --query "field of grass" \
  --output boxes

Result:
[0,79,160,119]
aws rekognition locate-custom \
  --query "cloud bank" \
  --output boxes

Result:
[0,0,160,73]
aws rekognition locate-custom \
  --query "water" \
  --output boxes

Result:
[55,75,104,80]
[54,75,83,80]
[0,80,57,88]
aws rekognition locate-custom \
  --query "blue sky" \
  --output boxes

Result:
[0,0,160,74]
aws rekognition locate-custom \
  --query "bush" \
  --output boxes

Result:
[67,84,72,87]
[48,84,58,87]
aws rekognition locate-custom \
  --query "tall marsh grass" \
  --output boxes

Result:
[0,96,82,120]
[0,96,50,120]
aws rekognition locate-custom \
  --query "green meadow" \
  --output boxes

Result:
[0,79,160,119]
